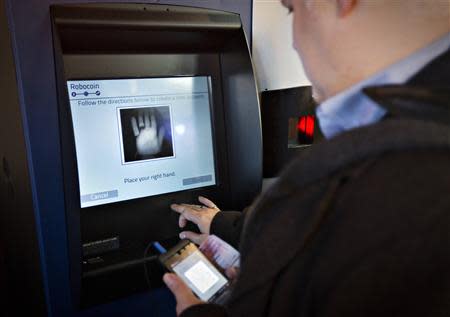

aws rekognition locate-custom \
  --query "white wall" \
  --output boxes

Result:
[252,0,310,91]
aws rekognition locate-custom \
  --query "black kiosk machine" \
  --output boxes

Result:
[0,2,261,313]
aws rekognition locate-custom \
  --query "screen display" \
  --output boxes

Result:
[67,77,216,208]
[170,244,228,302]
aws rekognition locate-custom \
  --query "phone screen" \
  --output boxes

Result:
[162,242,228,302]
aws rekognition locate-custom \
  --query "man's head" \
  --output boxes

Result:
[281,0,450,102]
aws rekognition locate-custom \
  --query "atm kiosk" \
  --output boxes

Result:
[1,2,260,315]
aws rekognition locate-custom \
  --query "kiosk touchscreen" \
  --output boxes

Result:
[67,76,216,208]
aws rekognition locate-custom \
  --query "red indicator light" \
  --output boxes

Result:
[297,117,306,133]
[297,115,315,137]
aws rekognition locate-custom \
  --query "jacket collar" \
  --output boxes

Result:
[363,85,450,125]
[363,47,450,124]
[408,46,450,85]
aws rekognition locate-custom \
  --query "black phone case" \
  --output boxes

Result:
[158,239,191,271]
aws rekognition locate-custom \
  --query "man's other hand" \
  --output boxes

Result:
[163,273,203,316]
[171,196,220,245]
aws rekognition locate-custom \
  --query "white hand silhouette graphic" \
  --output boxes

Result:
[131,110,165,156]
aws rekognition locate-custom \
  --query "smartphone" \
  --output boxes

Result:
[159,239,230,303]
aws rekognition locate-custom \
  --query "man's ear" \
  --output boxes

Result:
[336,0,358,17]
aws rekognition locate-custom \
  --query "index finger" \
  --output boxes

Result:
[170,204,201,223]
[151,114,157,129]
[144,112,151,128]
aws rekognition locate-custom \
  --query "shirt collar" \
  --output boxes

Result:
[316,32,450,139]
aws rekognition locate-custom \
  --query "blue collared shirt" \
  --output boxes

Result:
[316,32,450,139]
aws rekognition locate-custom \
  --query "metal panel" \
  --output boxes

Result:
[220,31,263,208]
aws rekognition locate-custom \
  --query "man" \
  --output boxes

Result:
[164,0,450,316]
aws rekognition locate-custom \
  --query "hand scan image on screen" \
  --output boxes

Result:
[66,77,216,208]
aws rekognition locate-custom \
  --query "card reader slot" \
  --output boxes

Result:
[82,255,158,278]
